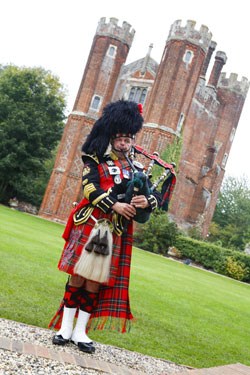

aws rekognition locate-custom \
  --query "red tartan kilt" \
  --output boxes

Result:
[51,208,135,332]
[58,208,130,287]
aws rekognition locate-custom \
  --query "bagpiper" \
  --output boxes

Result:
[49,100,163,353]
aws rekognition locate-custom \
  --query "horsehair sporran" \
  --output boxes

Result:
[74,219,113,283]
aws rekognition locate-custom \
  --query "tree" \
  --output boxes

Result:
[209,175,250,250]
[0,65,66,205]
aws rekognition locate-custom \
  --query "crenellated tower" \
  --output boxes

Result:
[169,44,249,235]
[39,18,135,222]
[73,17,135,115]
[137,20,213,154]
[200,73,250,235]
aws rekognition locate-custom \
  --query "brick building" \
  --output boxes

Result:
[39,17,249,237]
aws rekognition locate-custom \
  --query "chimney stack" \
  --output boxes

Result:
[208,51,227,88]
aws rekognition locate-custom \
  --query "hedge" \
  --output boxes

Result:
[174,236,250,283]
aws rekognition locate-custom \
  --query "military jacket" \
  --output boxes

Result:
[73,151,161,227]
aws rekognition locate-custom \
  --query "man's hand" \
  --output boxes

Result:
[130,195,149,209]
[112,202,136,220]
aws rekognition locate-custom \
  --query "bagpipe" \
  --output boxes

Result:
[122,144,176,224]
[69,144,177,283]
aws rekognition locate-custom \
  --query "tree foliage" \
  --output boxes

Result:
[152,132,183,184]
[209,175,250,251]
[0,65,66,205]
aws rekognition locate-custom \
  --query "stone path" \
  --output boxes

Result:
[0,335,143,375]
[1,320,250,375]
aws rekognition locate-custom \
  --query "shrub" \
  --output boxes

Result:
[134,210,180,255]
[187,227,203,241]
[225,256,249,281]
[174,236,250,283]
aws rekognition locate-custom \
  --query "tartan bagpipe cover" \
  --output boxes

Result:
[160,173,176,211]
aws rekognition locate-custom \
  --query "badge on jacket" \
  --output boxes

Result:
[122,169,132,179]
[108,166,120,175]
[82,166,91,176]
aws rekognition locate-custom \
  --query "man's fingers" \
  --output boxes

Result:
[128,205,136,213]
[113,202,137,219]
[126,206,136,216]
[131,195,148,208]
[131,195,145,203]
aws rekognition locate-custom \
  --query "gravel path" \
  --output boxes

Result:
[0,349,103,375]
[0,318,188,375]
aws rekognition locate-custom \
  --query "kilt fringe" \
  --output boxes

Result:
[48,300,64,329]
[49,303,133,333]
[87,316,133,333]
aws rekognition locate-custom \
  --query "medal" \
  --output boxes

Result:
[122,169,131,179]
[114,175,122,184]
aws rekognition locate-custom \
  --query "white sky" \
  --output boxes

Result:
[1,0,249,182]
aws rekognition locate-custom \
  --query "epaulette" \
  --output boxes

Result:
[82,152,99,164]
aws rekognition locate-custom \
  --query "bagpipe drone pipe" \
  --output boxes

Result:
[122,145,176,224]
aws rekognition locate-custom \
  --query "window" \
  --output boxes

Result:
[230,128,236,142]
[222,153,228,168]
[90,95,101,111]
[177,113,185,132]
[134,88,141,103]
[183,50,194,64]
[128,87,147,105]
[128,87,135,101]
[140,89,147,104]
[107,45,117,58]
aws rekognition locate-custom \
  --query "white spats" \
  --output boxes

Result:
[71,310,92,344]
[57,307,76,340]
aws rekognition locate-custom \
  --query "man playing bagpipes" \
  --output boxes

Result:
[49,100,176,354]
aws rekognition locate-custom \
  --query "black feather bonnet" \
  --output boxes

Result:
[81,100,144,158]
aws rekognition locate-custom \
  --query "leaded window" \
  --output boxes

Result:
[128,87,147,105]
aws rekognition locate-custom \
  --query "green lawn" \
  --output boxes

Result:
[0,204,250,368]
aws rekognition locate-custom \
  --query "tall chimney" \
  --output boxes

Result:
[208,51,227,88]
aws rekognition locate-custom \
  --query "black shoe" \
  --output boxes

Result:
[52,334,69,346]
[72,340,95,353]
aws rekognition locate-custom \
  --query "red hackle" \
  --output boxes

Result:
[138,103,143,114]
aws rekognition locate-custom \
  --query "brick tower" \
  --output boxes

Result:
[39,18,135,222]
[137,20,213,155]
[169,49,228,233]
[168,47,249,236]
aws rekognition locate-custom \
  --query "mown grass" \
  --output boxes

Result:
[0,204,250,368]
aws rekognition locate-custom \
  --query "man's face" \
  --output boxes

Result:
[111,136,133,159]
